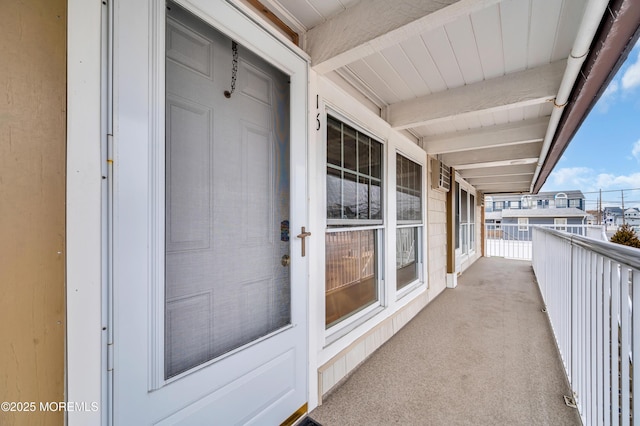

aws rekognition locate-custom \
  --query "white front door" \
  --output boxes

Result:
[111,1,308,424]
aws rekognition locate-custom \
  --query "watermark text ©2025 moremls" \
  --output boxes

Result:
[1,401,99,413]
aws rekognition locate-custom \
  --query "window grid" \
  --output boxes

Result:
[396,154,422,224]
[327,116,382,224]
[518,218,529,231]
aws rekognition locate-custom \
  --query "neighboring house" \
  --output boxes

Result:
[485,190,588,240]
[604,206,624,227]
[585,210,600,225]
[2,1,637,425]
[501,207,588,240]
[618,208,640,232]
[485,190,586,212]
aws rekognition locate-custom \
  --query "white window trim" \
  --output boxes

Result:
[518,218,529,231]
[554,218,567,231]
[323,112,387,338]
[395,224,424,299]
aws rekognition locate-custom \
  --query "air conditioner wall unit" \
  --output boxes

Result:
[431,158,450,192]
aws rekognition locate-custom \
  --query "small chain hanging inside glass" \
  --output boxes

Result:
[224,41,238,98]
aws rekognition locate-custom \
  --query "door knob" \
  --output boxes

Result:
[296,227,311,257]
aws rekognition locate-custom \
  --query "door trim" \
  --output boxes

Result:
[67,0,104,425]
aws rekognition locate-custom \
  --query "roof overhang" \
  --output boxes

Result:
[533,0,640,192]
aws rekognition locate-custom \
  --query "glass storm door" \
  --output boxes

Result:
[111,1,308,424]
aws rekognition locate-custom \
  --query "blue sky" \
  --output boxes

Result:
[541,40,640,210]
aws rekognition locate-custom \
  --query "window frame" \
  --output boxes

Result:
[518,218,529,231]
[324,113,386,333]
[395,152,424,294]
[554,217,567,231]
[485,196,493,212]
[455,181,476,256]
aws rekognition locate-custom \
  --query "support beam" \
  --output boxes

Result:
[458,164,536,179]
[466,175,533,185]
[476,180,531,190]
[307,0,502,74]
[446,167,456,274]
[475,182,531,193]
[388,60,566,130]
[424,117,548,154]
[441,142,542,169]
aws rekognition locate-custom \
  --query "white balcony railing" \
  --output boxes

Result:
[532,227,640,426]
[484,223,606,260]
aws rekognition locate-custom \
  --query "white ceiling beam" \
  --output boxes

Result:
[424,117,548,154]
[442,142,542,168]
[466,175,533,185]
[388,60,566,130]
[475,182,532,193]
[454,158,538,170]
[459,164,537,178]
[306,0,503,74]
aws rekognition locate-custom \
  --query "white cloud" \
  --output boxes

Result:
[595,172,640,189]
[545,167,640,193]
[633,139,640,162]
[622,50,640,91]
[548,167,592,185]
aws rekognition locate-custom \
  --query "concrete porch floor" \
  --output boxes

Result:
[309,257,582,426]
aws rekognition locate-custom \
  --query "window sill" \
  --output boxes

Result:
[324,303,385,347]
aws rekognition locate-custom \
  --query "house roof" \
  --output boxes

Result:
[536,190,585,199]
[488,190,585,202]
[485,211,503,220]
[255,0,639,195]
[604,207,624,214]
[501,207,587,218]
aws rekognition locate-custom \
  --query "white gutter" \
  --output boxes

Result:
[530,0,610,193]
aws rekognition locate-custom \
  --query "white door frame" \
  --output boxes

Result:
[67,0,310,424]
[67,0,105,424]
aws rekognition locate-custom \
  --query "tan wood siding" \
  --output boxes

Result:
[0,1,66,424]
[427,157,447,295]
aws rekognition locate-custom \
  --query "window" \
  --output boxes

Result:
[470,194,475,251]
[460,188,469,254]
[554,218,567,231]
[569,199,580,208]
[554,193,567,208]
[494,201,504,211]
[509,201,520,209]
[485,196,493,212]
[518,218,529,231]
[325,116,383,328]
[456,184,475,255]
[454,182,460,249]
[396,154,422,291]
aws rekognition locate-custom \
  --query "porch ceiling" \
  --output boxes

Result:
[259,0,597,195]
